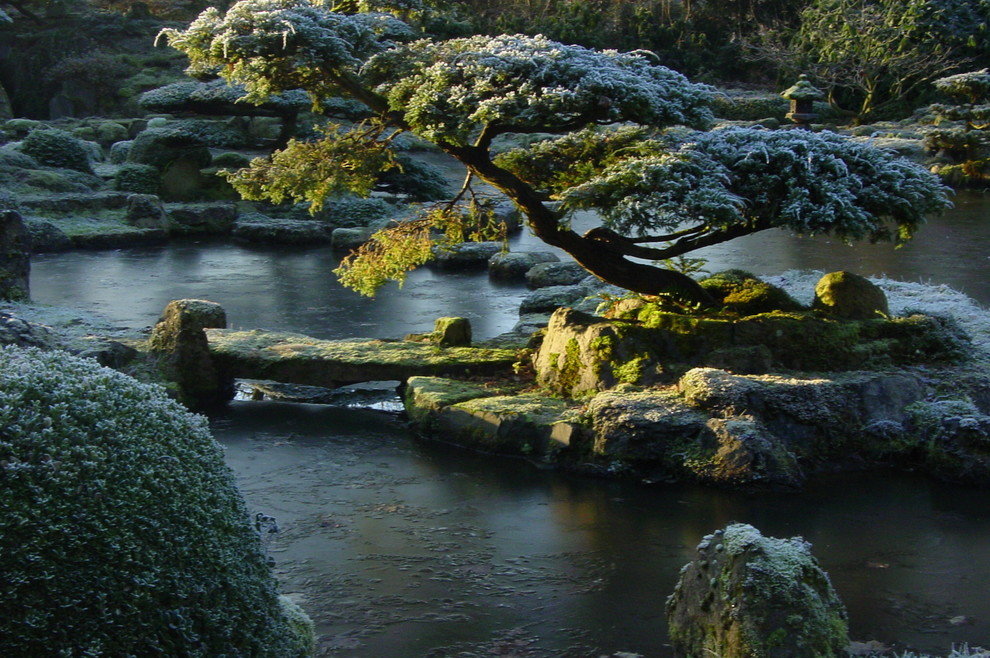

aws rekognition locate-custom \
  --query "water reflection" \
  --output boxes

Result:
[214,401,990,656]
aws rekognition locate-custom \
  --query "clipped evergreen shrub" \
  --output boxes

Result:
[0,346,314,657]
[19,129,94,174]
[113,163,161,194]
[212,151,252,169]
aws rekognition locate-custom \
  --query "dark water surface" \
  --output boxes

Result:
[28,194,990,655]
[212,401,990,656]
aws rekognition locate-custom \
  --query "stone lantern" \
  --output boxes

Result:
[781,74,825,129]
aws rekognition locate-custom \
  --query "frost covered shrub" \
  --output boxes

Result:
[113,163,161,194]
[710,93,789,121]
[19,129,94,174]
[0,346,313,657]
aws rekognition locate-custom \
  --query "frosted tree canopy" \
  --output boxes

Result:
[160,0,951,303]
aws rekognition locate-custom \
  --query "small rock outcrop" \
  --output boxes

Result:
[534,308,662,397]
[666,523,848,658]
[405,317,473,346]
[432,317,472,347]
[0,311,52,347]
[0,209,30,301]
[148,299,232,410]
[813,270,889,319]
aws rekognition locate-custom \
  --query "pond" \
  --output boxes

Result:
[28,193,990,656]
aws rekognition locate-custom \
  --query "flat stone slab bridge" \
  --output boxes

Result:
[205,328,519,389]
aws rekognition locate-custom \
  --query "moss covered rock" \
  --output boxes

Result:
[0,346,313,657]
[534,308,666,397]
[813,270,890,320]
[148,299,232,409]
[666,523,848,658]
[700,269,804,315]
[404,376,577,456]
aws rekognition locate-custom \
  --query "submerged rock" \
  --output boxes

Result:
[666,523,848,658]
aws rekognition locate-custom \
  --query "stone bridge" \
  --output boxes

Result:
[206,328,518,389]
[148,299,518,409]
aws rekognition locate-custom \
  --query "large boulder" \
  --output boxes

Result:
[586,388,709,465]
[0,346,313,657]
[813,270,889,320]
[585,387,802,487]
[678,367,927,476]
[666,523,848,658]
[148,299,233,409]
[21,217,72,252]
[0,209,30,301]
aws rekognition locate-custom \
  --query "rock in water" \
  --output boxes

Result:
[666,523,848,658]
[149,299,232,409]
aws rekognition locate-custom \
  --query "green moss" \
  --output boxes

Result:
[558,338,585,395]
[52,216,148,238]
[404,375,500,423]
[701,270,803,315]
[613,355,649,385]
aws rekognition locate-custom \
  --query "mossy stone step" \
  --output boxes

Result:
[206,329,518,388]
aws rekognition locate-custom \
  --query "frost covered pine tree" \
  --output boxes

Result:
[159,0,951,305]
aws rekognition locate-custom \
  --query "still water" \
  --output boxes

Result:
[28,194,990,655]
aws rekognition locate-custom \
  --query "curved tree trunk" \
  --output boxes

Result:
[448,144,718,306]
